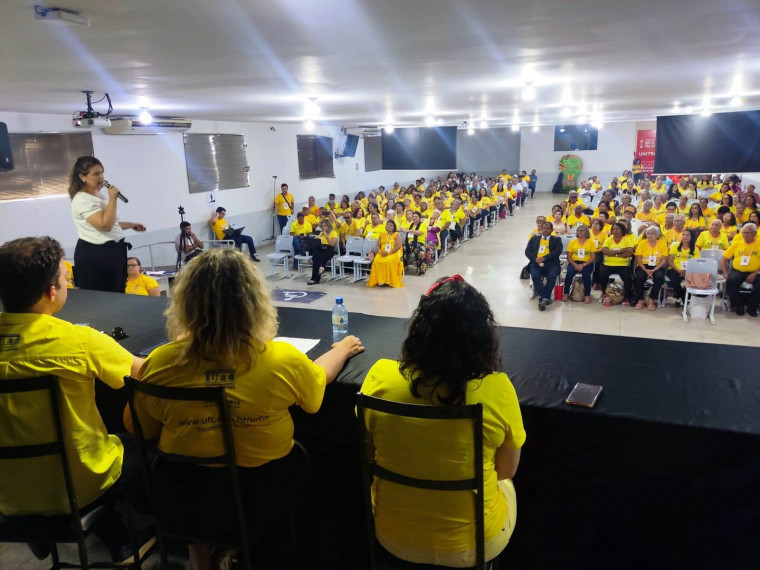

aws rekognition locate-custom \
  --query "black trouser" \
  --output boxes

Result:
[448,224,463,242]
[667,269,686,301]
[634,266,666,301]
[564,263,594,296]
[726,268,760,310]
[311,247,335,282]
[74,238,128,293]
[599,264,633,301]
[232,234,257,256]
[530,185,536,198]
[469,213,485,234]
[592,252,603,287]
[507,198,515,215]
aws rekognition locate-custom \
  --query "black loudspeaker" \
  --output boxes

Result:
[0,122,13,172]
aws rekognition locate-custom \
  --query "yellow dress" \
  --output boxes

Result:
[368,231,405,288]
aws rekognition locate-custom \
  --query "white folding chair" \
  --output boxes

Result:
[266,235,294,278]
[351,238,376,283]
[700,248,728,310]
[335,237,364,280]
[682,258,719,325]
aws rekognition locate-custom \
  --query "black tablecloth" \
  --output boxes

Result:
[54,290,760,569]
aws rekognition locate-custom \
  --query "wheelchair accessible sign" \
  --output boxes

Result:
[271,288,326,304]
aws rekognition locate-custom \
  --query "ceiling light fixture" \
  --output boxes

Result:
[532,111,539,132]
[701,96,712,117]
[468,127,475,135]
[425,115,436,127]
[480,120,488,129]
[729,74,744,105]
[522,85,536,101]
[384,124,395,134]
[729,96,743,107]
[673,101,681,112]
[561,106,572,118]
[304,97,320,119]
[137,108,153,125]
[304,120,315,131]
[436,118,443,126]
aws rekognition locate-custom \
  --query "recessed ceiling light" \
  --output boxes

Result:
[467,127,475,135]
[729,96,743,107]
[531,125,539,132]
[701,96,712,116]
[304,120,315,131]
[480,120,488,129]
[384,124,395,134]
[512,124,520,132]
[425,115,436,127]
[436,118,443,126]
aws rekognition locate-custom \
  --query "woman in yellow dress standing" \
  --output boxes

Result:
[368,220,405,288]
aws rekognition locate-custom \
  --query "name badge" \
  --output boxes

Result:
[578,248,586,258]
[680,261,687,270]
[385,243,391,253]
[538,244,547,254]
[648,255,657,266]
[594,239,599,248]
[283,203,290,211]
[740,255,750,266]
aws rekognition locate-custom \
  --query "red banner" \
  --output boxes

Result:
[636,130,656,174]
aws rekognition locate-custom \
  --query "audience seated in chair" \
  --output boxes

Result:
[128,248,364,569]
[0,236,151,564]
[525,222,563,311]
[359,275,524,568]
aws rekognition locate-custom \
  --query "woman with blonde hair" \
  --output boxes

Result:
[132,249,364,569]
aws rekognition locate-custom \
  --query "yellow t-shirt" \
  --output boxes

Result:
[669,242,699,271]
[696,231,729,251]
[663,228,684,247]
[635,240,669,266]
[684,216,707,230]
[566,214,591,227]
[0,313,133,515]
[210,217,229,240]
[135,340,326,468]
[304,214,319,227]
[364,223,385,241]
[360,359,525,555]
[723,238,760,272]
[536,237,551,259]
[320,230,339,245]
[602,235,633,267]
[125,274,159,296]
[64,260,74,289]
[566,238,597,262]
[274,192,294,216]
[290,220,313,236]
[636,211,657,222]
[590,230,608,250]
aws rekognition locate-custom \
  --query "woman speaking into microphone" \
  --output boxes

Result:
[69,156,146,292]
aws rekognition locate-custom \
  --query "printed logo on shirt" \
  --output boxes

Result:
[205,369,235,388]
[0,334,21,352]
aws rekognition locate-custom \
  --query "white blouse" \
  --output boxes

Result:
[71,191,125,244]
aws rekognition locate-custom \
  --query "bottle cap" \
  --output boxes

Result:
[335,297,343,304]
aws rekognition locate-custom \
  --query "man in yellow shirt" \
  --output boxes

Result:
[209,207,260,262]
[663,214,685,247]
[721,223,760,316]
[0,236,151,562]
[290,211,313,263]
[566,205,591,227]
[274,183,295,234]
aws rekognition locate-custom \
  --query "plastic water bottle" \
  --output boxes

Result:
[332,297,349,343]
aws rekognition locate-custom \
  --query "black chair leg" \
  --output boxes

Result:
[156,530,170,570]
[51,543,61,569]
[289,513,299,570]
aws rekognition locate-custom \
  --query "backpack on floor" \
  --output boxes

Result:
[605,283,624,305]
[519,264,530,280]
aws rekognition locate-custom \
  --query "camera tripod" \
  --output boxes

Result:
[175,205,193,271]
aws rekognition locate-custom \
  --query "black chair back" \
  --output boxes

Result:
[355,393,487,570]
[0,376,88,563]
[124,376,251,570]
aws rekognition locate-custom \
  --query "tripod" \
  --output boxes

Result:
[175,205,192,272]
[265,175,278,244]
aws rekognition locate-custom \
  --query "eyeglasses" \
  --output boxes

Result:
[127,264,140,268]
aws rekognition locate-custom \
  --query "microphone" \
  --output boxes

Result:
[103,180,128,203]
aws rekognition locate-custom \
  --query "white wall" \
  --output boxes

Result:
[519,121,638,192]
[0,112,449,256]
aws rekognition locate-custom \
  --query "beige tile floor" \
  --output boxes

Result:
[266,193,760,348]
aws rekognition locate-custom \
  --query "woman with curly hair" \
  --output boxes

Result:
[360,276,525,567]
[131,248,364,569]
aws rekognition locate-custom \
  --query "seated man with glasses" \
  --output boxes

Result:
[0,236,153,563]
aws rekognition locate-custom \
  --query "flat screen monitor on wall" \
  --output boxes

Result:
[554,125,598,151]
[654,110,760,173]
[381,126,457,170]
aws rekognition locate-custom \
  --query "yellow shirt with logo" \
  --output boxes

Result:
[290,220,313,237]
[669,242,699,271]
[364,223,385,241]
[696,231,729,251]
[566,214,591,227]
[684,216,707,230]
[359,359,525,556]
[125,274,159,296]
[320,230,339,246]
[590,230,608,250]
[636,211,657,222]
[635,240,669,266]
[602,235,633,267]
[135,340,326,468]
[566,238,597,262]
[723,238,760,272]
[0,313,133,515]
[663,228,684,247]
[274,192,294,216]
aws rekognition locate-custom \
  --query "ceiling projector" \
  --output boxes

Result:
[73,117,112,128]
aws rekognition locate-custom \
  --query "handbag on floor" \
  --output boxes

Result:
[519,264,530,280]
[570,276,585,302]
[605,283,624,305]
